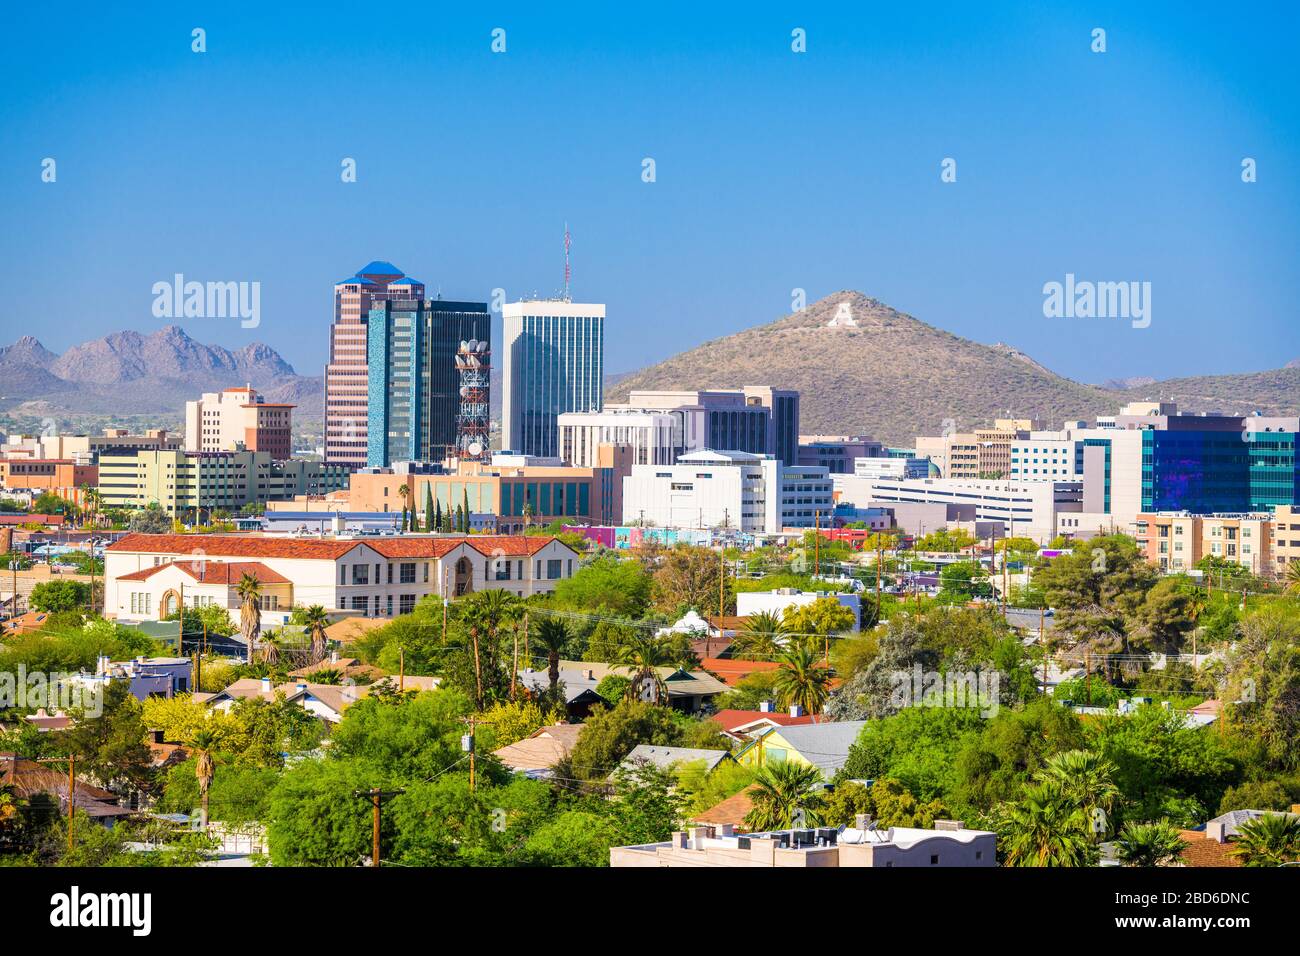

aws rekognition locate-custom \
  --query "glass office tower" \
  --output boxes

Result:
[367,297,491,467]
[501,300,605,459]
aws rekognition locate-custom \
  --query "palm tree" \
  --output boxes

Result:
[300,604,330,663]
[1286,560,1300,597]
[731,610,787,661]
[615,634,673,704]
[532,617,569,698]
[191,728,217,832]
[397,483,410,533]
[235,573,262,665]
[1114,820,1188,867]
[743,761,824,831]
[995,781,1097,867]
[1039,749,1120,840]
[1231,812,1300,866]
[460,589,520,708]
[773,645,832,715]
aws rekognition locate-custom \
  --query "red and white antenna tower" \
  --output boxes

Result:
[563,223,572,301]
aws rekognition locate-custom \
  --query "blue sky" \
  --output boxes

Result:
[2,2,1297,382]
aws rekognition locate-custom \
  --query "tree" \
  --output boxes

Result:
[236,573,262,664]
[731,609,787,661]
[1287,560,1300,596]
[1038,749,1119,840]
[191,728,217,831]
[994,780,1098,867]
[951,698,1086,811]
[29,580,90,613]
[781,597,857,656]
[127,503,172,534]
[1114,820,1187,867]
[824,616,938,721]
[459,589,520,709]
[480,698,564,749]
[61,681,154,795]
[531,616,570,698]
[299,604,330,663]
[743,761,824,831]
[651,545,730,616]
[1230,812,1300,867]
[772,645,832,715]
[615,635,674,704]
[939,560,992,601]
[566,700,683,781]
[425,487,436,533]
[397,483,410,530]
[552,555,651,618]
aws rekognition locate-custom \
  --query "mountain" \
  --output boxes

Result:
[0,326,322,423]
[606,292,1300,446]
[606,292,1119,445]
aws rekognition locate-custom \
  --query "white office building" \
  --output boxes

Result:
[853,456,931,480]
[839,476,1084,542]
[622,450,832,533]
[557,408,679,467]
[501,300,605,459]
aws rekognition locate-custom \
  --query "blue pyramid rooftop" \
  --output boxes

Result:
[357,260,405,278]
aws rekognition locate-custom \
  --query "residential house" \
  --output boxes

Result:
[493,724,585,779]
[735,719,868,778]
[616,745,732,777]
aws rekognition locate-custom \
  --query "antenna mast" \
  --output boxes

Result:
[563,223,572,302]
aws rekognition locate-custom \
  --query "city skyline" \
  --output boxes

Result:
[3,3,1298,384]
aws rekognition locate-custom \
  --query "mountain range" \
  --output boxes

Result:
[2,295,1296,446]
[0,326,322,423]
[606,292,1300,446]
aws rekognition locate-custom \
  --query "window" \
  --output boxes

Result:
[386,595,393,616]
[351,596,368,614]
[930,854,939,865]
[351,565,369,585]
[547,559,562,580]
[399,594,416,615]
[399,562,416,584]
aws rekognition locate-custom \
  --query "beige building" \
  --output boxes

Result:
[1135,512,1274,574]
[917,419,1040,480]
[185,386,294,459]
[1273,506,1300,578]
[97,449,347,516]
[611,821,996,868]
[105,532,580,626]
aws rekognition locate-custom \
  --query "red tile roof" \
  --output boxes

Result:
[693,789,755,827]
[709,709,820,732]
[108,533,568,561]
[0,514,66,527]
[1177,831,1243,867]
[117,560,290,585]
[701,658,782,686]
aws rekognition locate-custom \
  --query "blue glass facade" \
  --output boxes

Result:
[505,309,604,458]
[367,298,490,467]
[1140,429,1255,513]
[1247,431,1300,511]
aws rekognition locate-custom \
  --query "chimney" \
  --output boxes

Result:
[582,669,594,680]
[717,823,735,838]
[789,704,804,718]
[689,825,714,844]
[150,729,165,744]
[330,650,339,664]
[260,677,272,694]
[759,700,773,713]
[1206,820,1228,843]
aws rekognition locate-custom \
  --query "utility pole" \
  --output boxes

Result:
[442,567,450,643]
[459,716,493,792]
[814,510,821,578]
[718,547,725,616]
[398,646,405,692]
[354,787,404,867]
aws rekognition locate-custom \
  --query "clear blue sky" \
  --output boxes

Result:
[2,1,1297,382]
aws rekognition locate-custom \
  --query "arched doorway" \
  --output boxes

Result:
[454,557,473,596]
[160,588,181,620]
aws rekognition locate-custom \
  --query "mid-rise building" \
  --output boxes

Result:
[97,449,348,515]
[557,408,678,468]
[324,262,426,468]
[622,450,832,533]
[915,419,1040,480]
[347,449,629,533]
[0,459,98,505]
[501,299,605,459]
[607,387,800,465]
[838,475,1083,542]
[185,385,294,458]
[797,435,883,474]
[1272,505,1300,577]
[1135,512,1274,574]
[105,533,580,625]
[852,456,931,480]
[366,296,491,467]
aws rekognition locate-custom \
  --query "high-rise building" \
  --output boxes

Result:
[501,300,605,459]
[366,297,491,468]
[324,262,425,468]
[185,385,294,459]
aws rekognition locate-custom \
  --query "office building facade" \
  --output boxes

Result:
[324,262,425,468]
[502,300,605,459]
[366,297,491,468]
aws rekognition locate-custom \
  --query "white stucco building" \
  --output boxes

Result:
[105,533,580,626]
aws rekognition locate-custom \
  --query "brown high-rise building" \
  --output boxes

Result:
[323,261,425,468]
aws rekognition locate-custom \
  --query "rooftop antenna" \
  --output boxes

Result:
[563,223,572,302]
